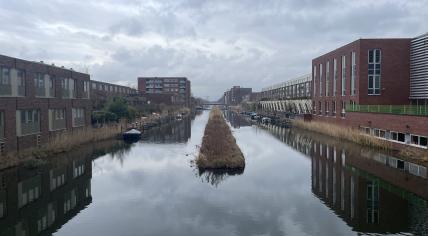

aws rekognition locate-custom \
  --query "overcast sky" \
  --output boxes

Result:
[0,0,427,100]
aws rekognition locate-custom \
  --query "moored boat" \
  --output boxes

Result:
[123,129,142,141]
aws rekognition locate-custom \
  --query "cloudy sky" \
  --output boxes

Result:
[0,0,427,99]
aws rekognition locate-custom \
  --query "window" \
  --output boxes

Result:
[333,59,337,96]
[411,135,428,148]
[61,78,75,99]
[341,101,346,118]
[391,131,405,143]
[332,101,336,115]
[34,73,45,97]
[351,52,356,96]
[341,55,346,96]
[326,61,330,97]
[318,101,322,115]
[368,49,381,95]
[0,67,10,85]
[0,67,11,96]
[0,111,4,140]
[16,109,40,136]
[83,81,90,99]
[313,65,317,97]
[325,101,328,115]
[91,82,97,90]
[319,64,323,96]
[47,77,54,97]
[72,108,85,127]
[48,109,66,131]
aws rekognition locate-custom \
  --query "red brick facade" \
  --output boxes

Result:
[0,55,92,154]
[312,39,411,118]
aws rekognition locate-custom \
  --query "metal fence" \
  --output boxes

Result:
[346,104,428,116]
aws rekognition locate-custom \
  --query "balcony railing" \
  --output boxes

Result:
[346,104,428,116]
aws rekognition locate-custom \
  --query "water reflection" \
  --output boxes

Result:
[260,123,428,235]
[224,110,251,129]
[198,169,245,187]
[142,115,192,143]
[0,140,131,236]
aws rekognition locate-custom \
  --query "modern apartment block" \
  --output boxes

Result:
[0,54,92,154]
[223,86,252,106]
[137,77,191,107]
[312,38,411,118]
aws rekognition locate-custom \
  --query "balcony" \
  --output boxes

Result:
[346,104,428,116]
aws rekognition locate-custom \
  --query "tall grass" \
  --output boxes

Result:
[292,120,392,150]
[196,106,245,170]
[45,123,123,153]
[0,123,124,169]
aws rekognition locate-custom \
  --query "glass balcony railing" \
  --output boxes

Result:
[346,104,428,116]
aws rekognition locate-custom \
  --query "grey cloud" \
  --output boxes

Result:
[0,0,427,99]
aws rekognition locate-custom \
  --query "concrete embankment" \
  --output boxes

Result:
[196,107,245,170]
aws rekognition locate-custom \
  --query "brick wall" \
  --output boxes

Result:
[0,54,92,154]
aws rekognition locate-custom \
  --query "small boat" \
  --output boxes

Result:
[123,129,142,141]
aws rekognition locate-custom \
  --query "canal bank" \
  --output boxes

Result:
[1,110,428,235]
[0,108,194,170]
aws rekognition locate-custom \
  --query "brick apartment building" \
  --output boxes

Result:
[0,54,146,155]
[312,38,411,118]
[311,35,428,149]
[138,77,191,107]
[90,80,138,110]
[223,86,252,106]
[0,54,93,154]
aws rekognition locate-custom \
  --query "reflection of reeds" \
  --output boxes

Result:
[293,120,392,150]
[196,106,245,170]
[199,168,244,187]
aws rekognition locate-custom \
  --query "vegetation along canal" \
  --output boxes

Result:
[1,110,427,236]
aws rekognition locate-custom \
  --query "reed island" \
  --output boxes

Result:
[196,106,245,170]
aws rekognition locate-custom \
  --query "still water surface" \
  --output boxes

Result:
[1,110,427,236]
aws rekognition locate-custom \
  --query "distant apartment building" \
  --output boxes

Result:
[0,54,93,154]
[223,86,252,106]
[90,80,138,110]
[138,77,191,106]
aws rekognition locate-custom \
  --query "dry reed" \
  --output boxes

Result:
[196,106,245,170]
[292,120,392,150]
[0,123,124,169]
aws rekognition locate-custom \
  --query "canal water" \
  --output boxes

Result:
[1,110,427,236]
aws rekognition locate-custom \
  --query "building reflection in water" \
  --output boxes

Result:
[260,123,428,235]
[142,115,192,143]
[224,111,252,129]
[0,139,131,236]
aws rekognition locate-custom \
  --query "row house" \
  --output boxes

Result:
[0,54,92,154]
